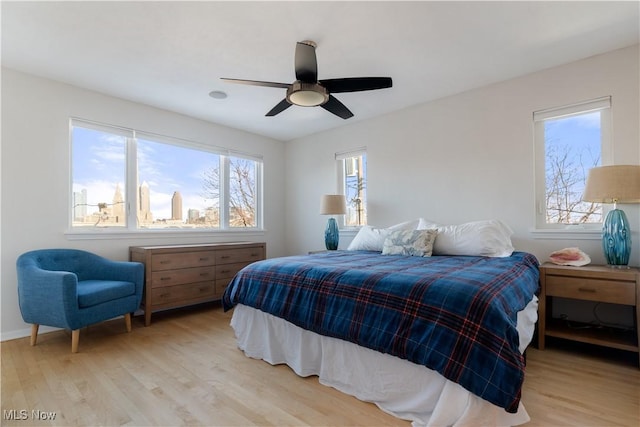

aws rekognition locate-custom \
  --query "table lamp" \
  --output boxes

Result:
[320,194,347,250]
[583,165,640,267]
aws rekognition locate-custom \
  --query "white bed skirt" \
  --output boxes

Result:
[230,295,538,427]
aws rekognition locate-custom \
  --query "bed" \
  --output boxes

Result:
[222,248,539,426]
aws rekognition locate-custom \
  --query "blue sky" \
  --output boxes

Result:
[73,127,220,220]
[544,111,602,223]
[545,111,601,176]
[137,138,219,219]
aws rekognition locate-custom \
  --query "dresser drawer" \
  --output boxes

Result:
[151,282,215,305]
[215,261,253,280]
[545,275,636,305]
[216,247,265,265]
[152,251,216,271]
[151,266,215,288]
[215,278,233,295]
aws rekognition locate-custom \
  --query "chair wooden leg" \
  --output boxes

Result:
[30,324,39,346]
[71,329,79,353]
[124,313,132,332]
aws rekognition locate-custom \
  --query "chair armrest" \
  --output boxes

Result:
[17,266,79,329]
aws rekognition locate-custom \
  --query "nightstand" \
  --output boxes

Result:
[538,262,640,367]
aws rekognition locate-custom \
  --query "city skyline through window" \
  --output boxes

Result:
[71,120,261,230]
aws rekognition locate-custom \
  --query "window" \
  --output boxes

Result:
[533,97,611,229]
[336,148,367,227]
[70,119,262,232]
[72,124,128,228]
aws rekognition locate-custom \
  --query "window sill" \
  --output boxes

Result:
[65,228,266,241]
[529,228,601,240]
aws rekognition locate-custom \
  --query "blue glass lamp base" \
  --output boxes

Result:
[602,208,631,267]
[325,217,339,250]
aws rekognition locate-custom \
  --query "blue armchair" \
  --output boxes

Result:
[16,249,144,353]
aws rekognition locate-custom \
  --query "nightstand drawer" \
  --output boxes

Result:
[546,275,635,305]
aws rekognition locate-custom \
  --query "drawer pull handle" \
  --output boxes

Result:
[221,255,230,259]
[578,287,597,293]
[220,269,230,274]
[160,293,170,298]
[251,253,259,257]
[199,257,209,261]
[200,272,209,277]
[160,261,170,264]
[160,277,171,281]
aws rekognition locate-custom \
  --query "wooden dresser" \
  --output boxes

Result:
[130,242,266,325]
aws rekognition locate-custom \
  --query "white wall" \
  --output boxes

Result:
[2,45,639,340]
[285,45,640,264]
[1,68,287,340]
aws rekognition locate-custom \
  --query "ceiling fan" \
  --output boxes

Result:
[221,40,392,119]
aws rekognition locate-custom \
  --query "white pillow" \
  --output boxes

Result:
[347,219,420,251]
[417,218,514,257]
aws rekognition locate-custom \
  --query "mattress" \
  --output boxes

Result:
[230,294,538,427]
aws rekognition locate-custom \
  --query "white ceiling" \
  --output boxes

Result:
[2,1,639,142]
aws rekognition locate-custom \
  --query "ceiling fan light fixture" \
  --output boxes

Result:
[286,81,328,107]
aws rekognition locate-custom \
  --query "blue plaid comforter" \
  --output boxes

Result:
[223,250,539,412]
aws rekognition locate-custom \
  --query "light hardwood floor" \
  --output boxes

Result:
[2,303,638,426]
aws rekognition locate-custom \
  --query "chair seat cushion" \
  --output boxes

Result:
[77,280,136,308]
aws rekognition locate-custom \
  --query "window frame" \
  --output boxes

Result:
[67,118,264,238]
[336,147,367,229]
[532,96,612,235]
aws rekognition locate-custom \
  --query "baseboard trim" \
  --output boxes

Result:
[1,309,145,342]
[1,325,62,342]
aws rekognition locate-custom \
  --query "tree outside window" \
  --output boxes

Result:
[544,113,602,224]
[340,152,367,227]
[202,156,257,228]
[534,97,610,229]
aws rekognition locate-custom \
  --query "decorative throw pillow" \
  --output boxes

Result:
[382,229,438,257]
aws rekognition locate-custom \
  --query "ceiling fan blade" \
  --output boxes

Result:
[320,77,392,93]
[221,78,290,89]
[266,99,292,116]
[321,95,354,119]
[295,42,318,83]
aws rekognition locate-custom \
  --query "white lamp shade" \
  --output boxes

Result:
[583,165,640,204]
[320,194,347,215]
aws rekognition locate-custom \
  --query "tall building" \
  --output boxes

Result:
[188,208,200,223]
[73,189,87,220]
[138,181,152,223]
[112,184,125,222]
[171,191,183,220]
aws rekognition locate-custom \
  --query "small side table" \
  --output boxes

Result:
[538,262,640,367]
